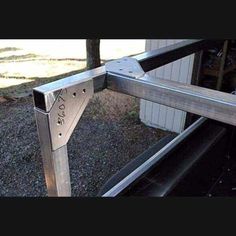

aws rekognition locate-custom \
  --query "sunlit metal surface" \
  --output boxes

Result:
[102,117,207,197]
[107,73,236,126]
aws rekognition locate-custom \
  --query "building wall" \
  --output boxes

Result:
[140,40,195,133]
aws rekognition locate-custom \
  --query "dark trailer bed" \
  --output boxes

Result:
[99,118,236,197]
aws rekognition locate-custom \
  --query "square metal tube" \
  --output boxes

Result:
[106,73,236,126]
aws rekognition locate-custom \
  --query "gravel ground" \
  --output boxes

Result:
[0,90,169,196]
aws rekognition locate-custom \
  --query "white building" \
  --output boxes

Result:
[140,40,196,133]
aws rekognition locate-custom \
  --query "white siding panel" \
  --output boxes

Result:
[140,40,195,133]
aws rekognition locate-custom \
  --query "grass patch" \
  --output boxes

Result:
[122,103,140,124]
[0,68,86,98]
[0,47,20,53]
[0,53,39,61]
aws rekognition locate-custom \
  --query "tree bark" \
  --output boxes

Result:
[86,39,101,70]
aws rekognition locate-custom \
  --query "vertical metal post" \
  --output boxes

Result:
[191,50,204,86]
[33,67,104,197]
[184,50,204,128]
[216,40,229,90]
[35,109,71,197]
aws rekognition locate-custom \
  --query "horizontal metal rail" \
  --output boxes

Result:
[33,66,106,112]
[106,73,236,126]
[33,40,221,112]
[103,117,207,197]
[134,39,221,72]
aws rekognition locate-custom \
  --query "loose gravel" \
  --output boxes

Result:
[0,90,169,196]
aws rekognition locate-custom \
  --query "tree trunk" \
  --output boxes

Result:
[86,39,101,70]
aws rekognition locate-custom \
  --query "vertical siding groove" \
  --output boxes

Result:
[140,39,195,133]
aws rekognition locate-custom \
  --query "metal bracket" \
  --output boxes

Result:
[33,72,97,196]
[105,57,145,79]
[46,80,93,151]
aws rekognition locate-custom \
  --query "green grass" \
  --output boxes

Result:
[0,53,39,61]
[0,68,86,98]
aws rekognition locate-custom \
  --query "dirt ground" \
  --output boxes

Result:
[0,90,170,196]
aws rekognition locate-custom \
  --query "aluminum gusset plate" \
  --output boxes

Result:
[47,79,93,150]
[105,57,145,79]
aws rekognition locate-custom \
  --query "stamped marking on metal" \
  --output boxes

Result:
[56,89,67,126]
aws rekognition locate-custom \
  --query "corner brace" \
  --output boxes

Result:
[105,57,145,79]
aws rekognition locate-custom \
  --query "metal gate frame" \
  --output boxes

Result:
[33,39,236,196]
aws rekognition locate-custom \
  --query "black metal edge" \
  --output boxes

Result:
[134,40,222,72]
[123,120,228,196]
[102,118,209,196]
[97,133,177,196]
[33,90,46,111]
